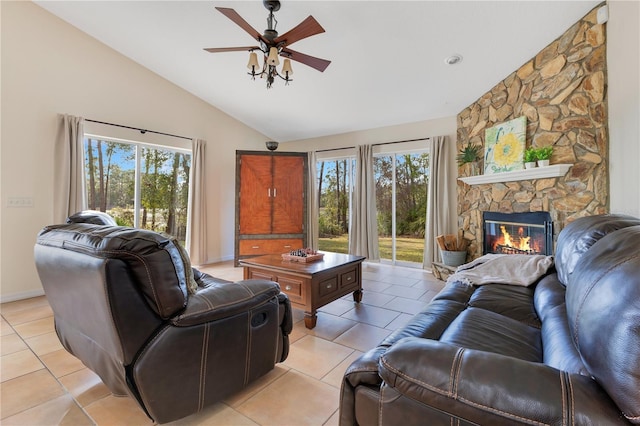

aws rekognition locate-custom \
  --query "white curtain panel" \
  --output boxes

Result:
[187,138,208,265]
[54,114,86,223]
[424,135,453,268]
[349,144,380,260]
[307,151,319,251]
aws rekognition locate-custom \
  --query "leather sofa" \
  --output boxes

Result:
[340,214,640,425]
[34,212,292,424]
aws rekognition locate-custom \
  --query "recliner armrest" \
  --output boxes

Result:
[379,338,627,425]
[171,277,281,326]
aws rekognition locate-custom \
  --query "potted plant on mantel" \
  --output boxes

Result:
[524,148,537,169]
[536,146,553,167]
[457,143,482,176]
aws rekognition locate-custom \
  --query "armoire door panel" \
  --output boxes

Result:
[239,155,272,234]
[272,156,304,234]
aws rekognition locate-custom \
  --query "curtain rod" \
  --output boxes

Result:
[85,119,192,141]
[315,137,430,153]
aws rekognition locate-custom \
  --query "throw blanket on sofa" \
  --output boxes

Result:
[447,254,554,287]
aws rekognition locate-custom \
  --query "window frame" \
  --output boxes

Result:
[373,146,430,267]
[83,133,192,239]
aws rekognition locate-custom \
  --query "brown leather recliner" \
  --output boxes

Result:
[34,212,292,424]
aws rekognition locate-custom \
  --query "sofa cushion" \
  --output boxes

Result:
[468,284,540,328]
[37,223,189,319]
[555,214,640,286]
[566,225,640,423]
[439,307,542,362]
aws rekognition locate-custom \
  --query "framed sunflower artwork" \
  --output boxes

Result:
[484,116,526,174]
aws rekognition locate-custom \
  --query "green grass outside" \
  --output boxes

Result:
[319,234,424,263]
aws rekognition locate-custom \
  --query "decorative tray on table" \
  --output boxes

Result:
[281,248,324,263]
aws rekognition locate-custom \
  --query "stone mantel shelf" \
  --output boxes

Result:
[458,164,572,185]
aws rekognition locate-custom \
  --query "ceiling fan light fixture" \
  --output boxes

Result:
[247,51,260,74]
[267,47,280,66]
[282,58,293,76]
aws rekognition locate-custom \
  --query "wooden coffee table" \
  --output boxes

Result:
[240,252,365,329]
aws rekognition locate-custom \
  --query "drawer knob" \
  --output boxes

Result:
[347,277,352,281]
[285,285,292,291]
[252,246,259,249]
[326,284,332,289]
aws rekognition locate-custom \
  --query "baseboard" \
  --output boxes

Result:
[0,288,46,304]
[193,254,235,267]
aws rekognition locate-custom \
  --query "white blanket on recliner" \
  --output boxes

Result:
[446,254,554,287]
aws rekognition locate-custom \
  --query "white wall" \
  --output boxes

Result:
[607,0,640,216]
[0,1,268,301]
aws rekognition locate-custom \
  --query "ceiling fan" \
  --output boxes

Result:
[204,0,331,88]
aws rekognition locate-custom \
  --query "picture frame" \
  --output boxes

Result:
[484,116,527,174]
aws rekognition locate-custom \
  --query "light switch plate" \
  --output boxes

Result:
[7,197,34,208]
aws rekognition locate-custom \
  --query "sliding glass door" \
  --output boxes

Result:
[316,157,355,253]
[374,152,429,266]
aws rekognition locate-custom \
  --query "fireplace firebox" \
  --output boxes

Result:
[483,212,553,256]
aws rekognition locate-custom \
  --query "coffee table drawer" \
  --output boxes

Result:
[246,269,274,281]
[278,276,304,304]
[319,277,338,297]
[340,269,357,289]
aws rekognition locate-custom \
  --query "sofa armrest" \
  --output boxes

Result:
[378,338,627,425]
[171,278,281,326]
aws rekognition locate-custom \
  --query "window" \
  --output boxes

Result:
[316,157,355,254]
[84,136,191,244]
[374,152,429,266]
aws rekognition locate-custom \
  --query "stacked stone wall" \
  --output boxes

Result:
[456,4,608,259]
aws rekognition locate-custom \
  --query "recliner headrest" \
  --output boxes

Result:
[67,210,118,226]
[554,214,640,286]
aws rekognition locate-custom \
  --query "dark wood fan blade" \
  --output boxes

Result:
[204,46,259,53]
[215,7,268,44]
[281,48,331,72]
[274,16,325,46]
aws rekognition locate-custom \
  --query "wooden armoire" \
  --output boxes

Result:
[235,150,307,265]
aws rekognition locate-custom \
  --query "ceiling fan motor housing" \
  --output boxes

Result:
[263,29,278,43]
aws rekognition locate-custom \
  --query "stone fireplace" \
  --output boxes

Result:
[456,4,609,260]
[483,211,553,256]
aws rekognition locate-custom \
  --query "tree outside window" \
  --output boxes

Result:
[84,137,191,244]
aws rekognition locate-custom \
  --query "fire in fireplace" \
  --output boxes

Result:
[483,212,553,256]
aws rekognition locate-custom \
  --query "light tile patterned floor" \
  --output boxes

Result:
[0,261,444,425]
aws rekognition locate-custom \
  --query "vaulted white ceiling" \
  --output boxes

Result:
[35,1,601,142]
